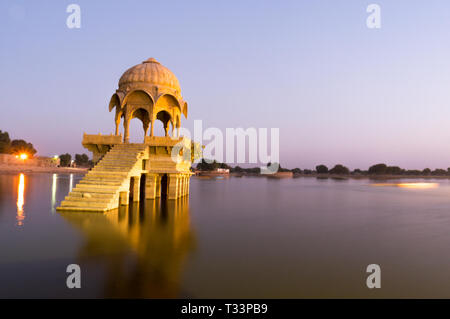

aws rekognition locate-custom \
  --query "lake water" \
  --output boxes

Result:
[1,172,450,298]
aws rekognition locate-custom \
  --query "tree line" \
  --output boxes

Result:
[0,130,37,157]
[59,153,92,167]
[196,160,450,176]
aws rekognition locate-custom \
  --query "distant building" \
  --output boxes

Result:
[0,154,59,167]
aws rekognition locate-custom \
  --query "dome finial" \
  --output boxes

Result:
[143,57,159,64]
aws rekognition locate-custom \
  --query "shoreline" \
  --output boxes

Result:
[0,165,88,175]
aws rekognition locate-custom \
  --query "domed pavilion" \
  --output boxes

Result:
[57,58,199,212]
[110,58,188,142]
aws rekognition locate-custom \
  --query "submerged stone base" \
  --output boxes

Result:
[57,135,198,212]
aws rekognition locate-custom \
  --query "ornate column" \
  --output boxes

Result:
[184,175,188,196]
[143,120,149,138]
[131,176,140,202]
[168,174,179,199]
[145,173,157,199]
[115,111,121,136]
[155,174,162,198]
[119,191,129,206]
[150,114,156,137]
[123,113,131,143]
[186,175,190,195]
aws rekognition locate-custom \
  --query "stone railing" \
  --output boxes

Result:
[82,133,122,146]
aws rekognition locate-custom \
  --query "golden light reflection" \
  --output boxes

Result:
[16,173,25,226]
[371,182,439,189]
[69,174,73,192]
[19,153,28,160]
[51,174,57,213]
[59,197,194,298]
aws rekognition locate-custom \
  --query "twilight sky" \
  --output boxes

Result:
[1,0,450,170]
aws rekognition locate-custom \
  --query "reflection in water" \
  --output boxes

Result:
[51,174,57,213]
[16,173,25,226]
[69,174,73,192]
[60,197,195,298]
[371,182,439,189]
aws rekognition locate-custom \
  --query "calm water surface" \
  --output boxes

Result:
[1,173,450,298]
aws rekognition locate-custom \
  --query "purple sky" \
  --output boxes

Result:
[1,1,450,170]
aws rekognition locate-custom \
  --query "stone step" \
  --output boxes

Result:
[79,179,122,186]
[93,166,131,170]
[60,200,109,208]
[100,153,140,157]
[81,177,124,183]
[56,206,109,212]
[87,171,128,177]
[75,183,118,190]
[72,184,119,194]
[96,161,136,166]
[64,195,112,203]
[71,189,116,196]
[68,192,113,199]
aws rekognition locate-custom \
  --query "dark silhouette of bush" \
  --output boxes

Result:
[0,130,11,153]
[9,139,37,157]
[315,164,328,174]
[431,169,447,176]
[59,153,72,167]
[368,163,387,175]
[385,166,404,175]
[329,164,350,175]
[75,153,90,167]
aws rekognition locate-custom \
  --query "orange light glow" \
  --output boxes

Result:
[371,182,439,189]
[19,153,28,160]
[16,173,25,226]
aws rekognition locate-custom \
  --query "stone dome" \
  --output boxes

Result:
[118,58,181,93]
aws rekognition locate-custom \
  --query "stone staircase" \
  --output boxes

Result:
[57,143,147,212]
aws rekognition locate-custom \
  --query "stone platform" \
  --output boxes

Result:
[57,136,198,212]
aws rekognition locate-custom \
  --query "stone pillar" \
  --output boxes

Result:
[124,116,130,143]
[186,175,190,195]
[119,191,129,206]
[145,173,157,199]
[184,175,189,196]
[183,175,188,196]
[131,176,140,202]
[155,174,161,198]
[143,121,149,139]
[115,109,121,136]
[150,114,155,137]
[168,174,179,200]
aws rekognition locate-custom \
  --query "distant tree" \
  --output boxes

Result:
[352,168,362,174]
[219,162,231,169]
[368,163,387,175]
[75,153,90,166]
[329,164,350,175]
[9,139,37,157]
[405,169,421,175]
[431,169,447,176]
[385,166,404,175]
[244,167,261,174]
[315,164,328,174]
[292,168,302,174]
[303,169,313,175]
[0,130,11,153]
[276,163,291,172]
[422,168,431,175]
[59,153,72,167]
[231,166,243,173]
